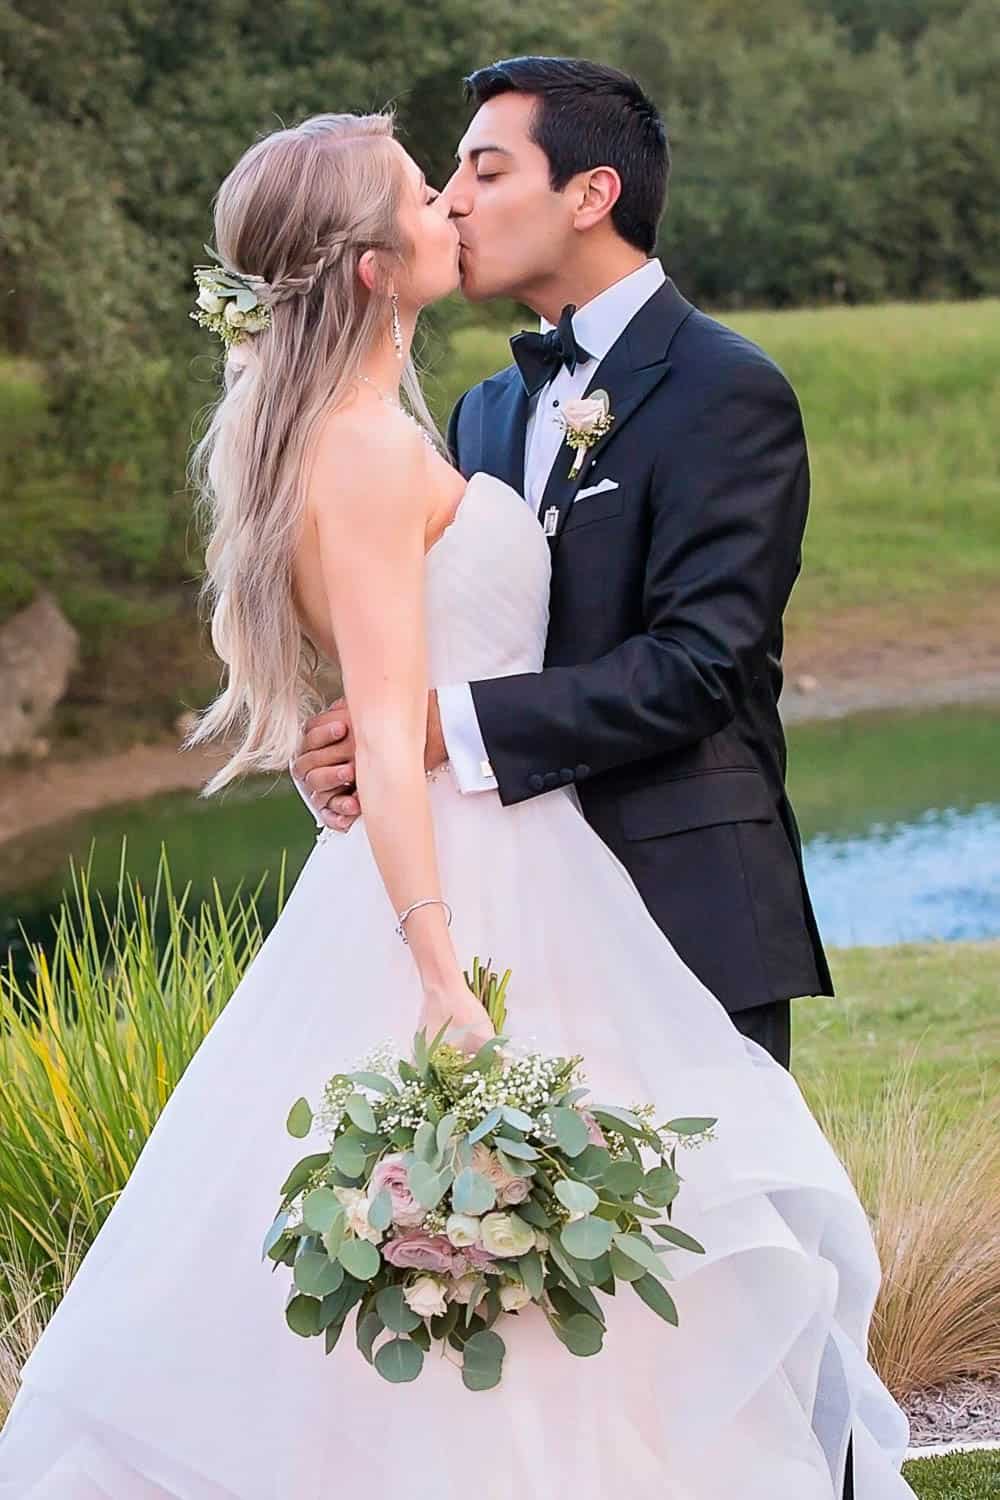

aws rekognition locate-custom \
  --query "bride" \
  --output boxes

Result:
[0,112,914,1499]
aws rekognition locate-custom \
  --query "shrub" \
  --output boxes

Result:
[815,1074,1000,1397]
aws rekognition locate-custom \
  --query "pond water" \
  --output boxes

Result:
[2,705,997,975]
[787,705,999,946]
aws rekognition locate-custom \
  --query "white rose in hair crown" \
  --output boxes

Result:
[265,957,716,1393]
[559,389,615,477]
[190,244,273,349]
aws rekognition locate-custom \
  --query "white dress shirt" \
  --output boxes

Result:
[438,257,667,793]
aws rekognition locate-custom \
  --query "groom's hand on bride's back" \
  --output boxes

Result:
[291,693,447,831]
[291,699,358,829]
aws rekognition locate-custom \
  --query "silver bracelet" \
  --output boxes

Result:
[395,898,453,944]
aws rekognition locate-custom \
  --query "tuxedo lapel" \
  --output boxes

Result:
[478,369,529,495]
[537,277,694,547]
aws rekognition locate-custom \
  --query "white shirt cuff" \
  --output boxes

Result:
[287,756,325,829]
[437,683,498,793]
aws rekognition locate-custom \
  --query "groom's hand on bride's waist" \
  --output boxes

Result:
[291,692,448,832]
[292,699,358,830]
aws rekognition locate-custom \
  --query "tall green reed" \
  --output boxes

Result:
[0,843,285,1289]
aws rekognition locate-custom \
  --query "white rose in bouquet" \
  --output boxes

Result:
[446,1272,482,1306]
[499,1282,533,1312]
[223,300,247,328]
[445,1213,481,1248]
[403,1275,449,1319]
[480,1212,536,1259]
[333,1186,382,1245]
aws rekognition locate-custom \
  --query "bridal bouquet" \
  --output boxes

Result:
[264,960,715,1391]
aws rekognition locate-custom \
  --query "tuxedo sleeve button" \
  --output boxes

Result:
[542,771,559,790]
[559,768,575,784]
[528,773,545,792]
[575,763,591,779]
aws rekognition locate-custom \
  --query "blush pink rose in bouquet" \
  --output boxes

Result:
[471,1143,530,1206]
[368,1153,426,1227]
[580,1110,607,1148]
[382,1232,460,1276]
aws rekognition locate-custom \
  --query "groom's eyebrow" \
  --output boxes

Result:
[457,145,514,165]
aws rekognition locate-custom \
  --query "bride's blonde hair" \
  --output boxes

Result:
[185,112,441,795]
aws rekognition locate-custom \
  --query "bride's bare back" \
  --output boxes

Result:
[292,395,466,664]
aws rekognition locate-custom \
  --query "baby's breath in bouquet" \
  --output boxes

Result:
[264,959,715,1391]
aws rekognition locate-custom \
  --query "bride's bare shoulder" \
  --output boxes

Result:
[307,395,432,531]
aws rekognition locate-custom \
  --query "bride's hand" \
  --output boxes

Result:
[418,983,496,1055]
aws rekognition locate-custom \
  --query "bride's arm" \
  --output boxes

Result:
[308,416,489,1042]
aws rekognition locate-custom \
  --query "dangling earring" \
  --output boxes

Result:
[390,290,403,360]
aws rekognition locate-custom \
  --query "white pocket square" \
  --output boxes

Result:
[574,478,620,502]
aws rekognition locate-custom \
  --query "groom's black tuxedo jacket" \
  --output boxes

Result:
[447,277,833,1015]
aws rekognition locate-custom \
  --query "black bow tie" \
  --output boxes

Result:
[510,304,593,397]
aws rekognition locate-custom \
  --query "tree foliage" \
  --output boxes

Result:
[0,0,995,725]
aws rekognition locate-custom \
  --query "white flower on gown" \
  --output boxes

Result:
[0,474,914,1499]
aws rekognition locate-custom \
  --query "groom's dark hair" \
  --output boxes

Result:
[464,57,669,255]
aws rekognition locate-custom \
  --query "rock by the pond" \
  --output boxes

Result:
[0,592,79,757]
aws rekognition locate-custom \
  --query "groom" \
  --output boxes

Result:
[293,57,834,1076]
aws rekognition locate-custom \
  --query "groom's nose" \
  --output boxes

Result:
[440,169,470,220]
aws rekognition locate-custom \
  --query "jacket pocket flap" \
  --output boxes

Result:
[619,769,775,840]
[561,486,625,531]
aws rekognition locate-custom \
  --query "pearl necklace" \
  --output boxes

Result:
[358,374,435,448]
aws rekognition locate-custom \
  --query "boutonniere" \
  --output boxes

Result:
[559,390,615,478]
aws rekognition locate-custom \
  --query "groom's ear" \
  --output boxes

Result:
[571,166,622,233]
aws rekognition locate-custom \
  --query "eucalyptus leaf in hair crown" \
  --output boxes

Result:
[190,244,273,348]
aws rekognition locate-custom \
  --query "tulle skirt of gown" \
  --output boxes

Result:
[0,771,913,1500]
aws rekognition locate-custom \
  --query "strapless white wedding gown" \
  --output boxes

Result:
[0,473,913,1499]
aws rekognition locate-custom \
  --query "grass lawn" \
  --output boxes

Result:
[793,941,999,1121]
[433,300,1000,645]
[904,1448,1000,1498]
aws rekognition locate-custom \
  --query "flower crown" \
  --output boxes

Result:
[190,244,273,348]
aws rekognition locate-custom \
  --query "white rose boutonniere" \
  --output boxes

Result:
[559,390,614,478]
